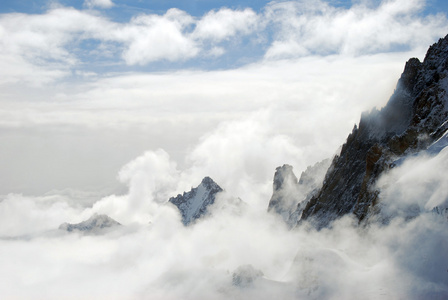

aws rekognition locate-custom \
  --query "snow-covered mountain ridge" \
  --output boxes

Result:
[302,35,448,228]
[169,176,223,225]
[270,34,448,228]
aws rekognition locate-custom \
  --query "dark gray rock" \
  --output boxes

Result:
[268,165,301,223]
[268,160,330,227]
[299,35,448,228]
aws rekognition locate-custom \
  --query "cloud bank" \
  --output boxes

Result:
[1,166,447,299]
[1,104,447,299]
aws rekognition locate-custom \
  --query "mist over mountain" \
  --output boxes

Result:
[300,34,448,228]
[1,1,448,298]
[2,38,448,299]
[267,159,330,227]
[266,35,448,234]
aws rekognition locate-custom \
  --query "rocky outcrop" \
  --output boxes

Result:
[59,214,121,233]
[169,177,223,225]
[299,35,448,228]
[268,164,302,225]
[268,160,330,227]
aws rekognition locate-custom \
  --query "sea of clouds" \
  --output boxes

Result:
[1,0,448,298]
[0,119,447,299]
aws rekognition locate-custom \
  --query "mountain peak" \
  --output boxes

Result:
[268,165,302,226]
[59,214,121,233]
[268,160,331,227]
[299,34,448,228]
[423,34,448,66]
[272,164,296,191]
[200,176,219,189]
[169,177,223,225]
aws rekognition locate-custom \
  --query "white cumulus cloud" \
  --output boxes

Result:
[120,9,199,65]
[193,8,258,42]
[264,0,448,59]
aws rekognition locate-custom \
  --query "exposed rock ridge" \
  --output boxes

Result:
[169,176,223,225]
[268,159,331,227]
[300,35,448,228]
[59,214,121,232]
[268,164,302,225]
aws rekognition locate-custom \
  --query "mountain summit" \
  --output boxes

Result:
[268,160,330,227]
[291,35,448,228]
[268,164,302,224]
[59,214,121,233]
[169,177,223,225]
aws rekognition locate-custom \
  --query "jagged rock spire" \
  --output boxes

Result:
[169,177,223,225]
[268,165,301,224]
[268,160,331,227]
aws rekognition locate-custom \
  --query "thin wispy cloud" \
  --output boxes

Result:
[84,0,115,9]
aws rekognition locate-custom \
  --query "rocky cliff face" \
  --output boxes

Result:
[268,160,330,227]
[268,164,302,225]
[169,176,223,225]
[298,35,448,228]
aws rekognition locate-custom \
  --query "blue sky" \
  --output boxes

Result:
[2,0,448,15]
[2,0,448,17]
[2,0,272,15]
[1,0,448,76]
